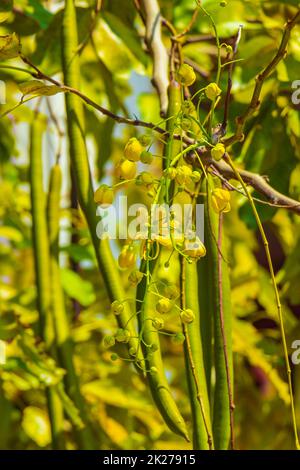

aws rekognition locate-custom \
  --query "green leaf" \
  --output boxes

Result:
[61,269,96,307]
[102,12,148,67]
[19,80,65,97]
[0,33,21,60]
[25,0,53,30]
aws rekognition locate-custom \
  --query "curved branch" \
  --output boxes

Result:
[140,0,169,116]
[207,157,300,215]
[8,57,300,217]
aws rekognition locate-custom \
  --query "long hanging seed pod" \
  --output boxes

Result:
[181,258,213,449]
[137,259,189,440]
[47,163,96,449]
[29,114,64,449]
[61,0,141,362]
[204,177,233,450]
[136,81,189,440]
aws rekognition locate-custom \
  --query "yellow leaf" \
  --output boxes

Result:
[19,80,65,97]
[21,406,51,447]
[0,33,20,60]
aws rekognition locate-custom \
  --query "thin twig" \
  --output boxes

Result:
[140,0,169,115]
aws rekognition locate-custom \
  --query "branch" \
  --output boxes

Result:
[206,156,300,215]
[139,0,169,116]
[6,57,300,217]
[224,8,300,146]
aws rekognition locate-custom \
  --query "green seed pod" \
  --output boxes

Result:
[30,116,64,449]
[103,335,116,348]
[150,366,158,375]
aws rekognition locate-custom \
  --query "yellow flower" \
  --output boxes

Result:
[124,137,143,162]
[211,188,231,213]
[205,82,222,100]
[94,184,114,207]
[183,237,206,258]
[118,159,137,179]
[175,165,193,185]
[177,64,196,86]
[211,143,225,161]
[136,171,154,188]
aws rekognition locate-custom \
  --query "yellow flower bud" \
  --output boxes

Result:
[118,159,137,179]
[192,171,201,182]
[111,300,124,315]
[163,167,177,180]
[152,317,164,330]
[140,150,153,164]
[211,143,225,161]
[183,237,206,258]
[94,184,114,207]
[128,270,144,286]
[172,332,185,345]
[156,298,173,314]
[136,171,154,188]
[177,64,196,86]
[124,137,143,162]
[211,188,231,213]
[205,82,222,100]
[180,308,195,324]
[175,165,193,185]
[103,335,115,348]
[115,328,131,343]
